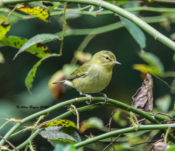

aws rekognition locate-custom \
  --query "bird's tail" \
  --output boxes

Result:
[52,80,65,84]
[53,80,73,87]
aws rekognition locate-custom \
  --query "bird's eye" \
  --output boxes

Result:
[104,56,110,60]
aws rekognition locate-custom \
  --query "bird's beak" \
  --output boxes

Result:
[113,60,121,65]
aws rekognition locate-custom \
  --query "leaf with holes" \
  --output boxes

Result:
[25,53,59,91]
[120,17,146,49]
[37,119,77,129]
[13,34,58,59]
[0,36,50,58]
[0,15,11,40]
[18,6,49,22]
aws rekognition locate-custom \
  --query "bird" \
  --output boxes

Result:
[53,50,121,103]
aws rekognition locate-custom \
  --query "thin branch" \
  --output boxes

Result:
[15,129,41,150]
[0,136,19,151]
[70,104,80,129]
[0,97,162,145]
[0,97,173,146]
[75,123,175,148]
[59,2,67,56]
[164,127,171,144]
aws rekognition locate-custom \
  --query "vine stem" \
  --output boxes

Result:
[2,0,175,51]
[75,123,175,148]
[0,97,167,145]
[15,123,175,150]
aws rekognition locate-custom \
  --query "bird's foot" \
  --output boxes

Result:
[100,92,108,104]
[85,94,93,104]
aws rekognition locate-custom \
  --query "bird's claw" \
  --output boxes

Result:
[101,93,108,104]
[85,94,93,104]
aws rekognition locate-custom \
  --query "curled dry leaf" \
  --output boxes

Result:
[132,73,153,112]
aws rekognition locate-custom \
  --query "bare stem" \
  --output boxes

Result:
[75,123,175,148]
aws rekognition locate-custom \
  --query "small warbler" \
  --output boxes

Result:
[53,50,120,102]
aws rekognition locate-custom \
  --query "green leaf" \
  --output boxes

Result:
[38,119,77,129]
[120,17,146,49]
[139,50,164,72]
[25,53,59,91]
[133,50,164,76]
[0,36,50,58]
[13,34,58,59]
[38,120,80,145]
[54,143,82,151]
[84,117,104,129]
[166,146,175,151]
[116,0,128,5]
[173,54,175,62]
[40,127,77,143]
[39,126,81,147]
[54,143,76,151]
[80,117,104,133]
[156,95,171,112]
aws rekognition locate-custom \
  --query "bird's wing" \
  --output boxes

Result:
[67,62,90,81]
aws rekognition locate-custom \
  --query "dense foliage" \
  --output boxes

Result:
[0,0,175,151]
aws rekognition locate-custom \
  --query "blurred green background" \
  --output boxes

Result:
[0,1,175,150]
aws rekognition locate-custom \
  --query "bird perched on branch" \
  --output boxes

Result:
[53,50,121,103]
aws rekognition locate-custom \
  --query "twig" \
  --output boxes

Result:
[153,112,173,120]
[70,104,80,129]
[59,2,67,56]
[164,127,171,144]
[15,129,41,150]
[131,140,158,147]
[71,34,96,64]
[102,136,120,151]
[105,110,117,151]
[3,0,175,51]
[0,97,170,146]
[75,123,175,148]
[0,136,19,151]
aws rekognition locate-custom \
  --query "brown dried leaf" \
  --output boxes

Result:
[132,73,153,112]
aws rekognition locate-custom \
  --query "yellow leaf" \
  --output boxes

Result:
[0,15,11,40]
[133,64,163,76]
[18,6,49,22]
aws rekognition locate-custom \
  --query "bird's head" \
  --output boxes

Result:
[92,50,121,69]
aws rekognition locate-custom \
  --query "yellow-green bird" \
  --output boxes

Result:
[53,50,121,102]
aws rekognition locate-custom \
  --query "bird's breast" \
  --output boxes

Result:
[72,64,112,94]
